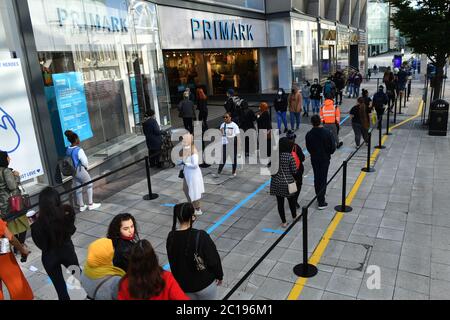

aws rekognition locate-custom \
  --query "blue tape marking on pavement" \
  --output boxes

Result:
[163,179,271,271]
[161,203,176,207]
[207,180,271,234]
[340,115,350,125]
[261,228,285,235]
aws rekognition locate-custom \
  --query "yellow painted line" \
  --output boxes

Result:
[288,99,424,300]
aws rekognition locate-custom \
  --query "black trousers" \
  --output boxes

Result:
[198,111,208,130]
[336,90,343,104]
[42,242,79,300]
[311,159,330,205]
[218,138,237,174]
[183,117,193,134]
[276,196,297,223]
[148,149,160,167]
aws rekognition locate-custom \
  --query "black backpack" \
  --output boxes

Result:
[58,147,80,177]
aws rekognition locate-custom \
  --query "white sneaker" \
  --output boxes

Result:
[232,172,237,177]
[79,205,88,212]
[194,209,203,216]
[211,173,219,178]
[88,203,101,211]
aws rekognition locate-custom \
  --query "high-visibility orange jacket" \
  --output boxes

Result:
[320,99,340,124]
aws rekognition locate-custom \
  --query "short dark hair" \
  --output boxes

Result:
[0,151,8,168]
[146,109,155,118]
[64,130,79,144]
[311,115,321,127]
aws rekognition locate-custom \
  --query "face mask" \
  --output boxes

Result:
[278,91,282,95]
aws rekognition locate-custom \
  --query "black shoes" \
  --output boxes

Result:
[296,202,300,209]
[318,202,328,210]
[337,141,343,149]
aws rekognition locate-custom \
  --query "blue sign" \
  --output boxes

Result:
[129,75,140,124]
[52,72,93,146]
[190,19,254,41]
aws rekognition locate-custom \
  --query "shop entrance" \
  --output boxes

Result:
[350,45,359,70]
[164,49,260,104]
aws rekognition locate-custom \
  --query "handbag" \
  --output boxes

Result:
[193,231,207,272]
[281,164,297,195]
[178,164,185,179]
[2,169,30,213]
[371,112,377,126]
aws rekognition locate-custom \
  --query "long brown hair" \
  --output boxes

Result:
[127,240,165,299]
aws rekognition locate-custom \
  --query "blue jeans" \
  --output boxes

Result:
[311,99,321,114]
[354,85,360,98]
[290,112,301,129]
[303,97,310,113]
[347,84,354,97]
[276,111,288,130]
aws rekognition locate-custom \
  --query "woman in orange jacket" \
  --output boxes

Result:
[0,218,33,300]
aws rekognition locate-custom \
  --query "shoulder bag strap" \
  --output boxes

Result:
[92,275,114,300]
[195,230,201,253]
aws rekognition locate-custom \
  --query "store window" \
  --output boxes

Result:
[319,24,336,78]
[27,0,170,159]
[164,49,259,103]
[337,26,350,72]
[291,19,319,83]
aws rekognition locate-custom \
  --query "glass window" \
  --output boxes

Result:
[367,2,389,51]
[337,26,350,71]
[189,0,265,13]
[27,0,171,160]
[291,19,319,83]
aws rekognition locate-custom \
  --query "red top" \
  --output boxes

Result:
[0,219,11,240]
[118,271,190,300]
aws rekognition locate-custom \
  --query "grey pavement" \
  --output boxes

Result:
[8,78,450,300]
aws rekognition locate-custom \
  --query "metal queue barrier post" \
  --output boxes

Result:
[375,117,386,149]
[394,96,398,123]
[143,156,159,200]
[334,160,353,213]
[386,106,392,135]
[362,130,376,172]
[293,207,318,277]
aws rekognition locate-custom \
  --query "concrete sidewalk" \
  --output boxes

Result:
[9,81,448,301]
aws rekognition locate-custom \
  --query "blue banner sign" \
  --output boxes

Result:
[52,72,93,146]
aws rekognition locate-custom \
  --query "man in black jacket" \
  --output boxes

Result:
[305,115,336,209]
[372,85,389,129]
[142,110,162,168]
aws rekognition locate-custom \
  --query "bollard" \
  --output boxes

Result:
[361,131,376,172]
[394,96,398,123]
[377,78,380,89]
[403,88,407,109]
[293,207,318,278]
[143,156,159,200]
[399,92,403,114]
[375,116,386,149]
[386,106,392,135]
[335,160,353,213]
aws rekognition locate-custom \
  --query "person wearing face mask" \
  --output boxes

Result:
[167,203,223,300]
[301,81,311,117]
[288,86,302,131]
[274,88,288,133]
[310,79,322,115]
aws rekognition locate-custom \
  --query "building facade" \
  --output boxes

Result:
[0,0,367,192]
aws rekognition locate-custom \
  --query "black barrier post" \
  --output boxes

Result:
[362,131,376,172]
[375,116,386,149]
[386,106,392,135]
[143,156,159,200]
[293,207,318,277]
[334,160,352,213]
[377,78,380,89]
[399,92,403,115]
[394,96,398,123]
[403,88,407,109]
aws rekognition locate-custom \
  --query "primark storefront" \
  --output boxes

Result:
[0,0,171,189]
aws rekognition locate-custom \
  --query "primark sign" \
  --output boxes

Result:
[56,8,128,33]
[158,6,267,49]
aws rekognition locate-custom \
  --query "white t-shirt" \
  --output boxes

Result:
[220,121,240,144]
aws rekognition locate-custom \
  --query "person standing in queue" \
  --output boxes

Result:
[288,85,302,131]
[320,94,343,149]
[31,187,79,300]
[274,88,288,133]
[180,133,205,216]
[310,79,322,115]
[214,113,240,178]
[238,100,257,157]
[372,85,389,128]
[350,97,370,147]
[286,130,306,209]
[64,130,101,212]
[196,86,208,131]
[166,203,223,300]
[178,91,196,134]
[0,218,33,300]
[142,110,162,168]
[301,80,311,117]
[269,137,298,227]
[0,151,30,249]
[257,102,272,163]
[305,115,336,210]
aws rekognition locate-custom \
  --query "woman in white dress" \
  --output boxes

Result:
[181,134,205,216]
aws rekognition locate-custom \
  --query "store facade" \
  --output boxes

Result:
[157,5,268,102]
[0,0,171,188]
